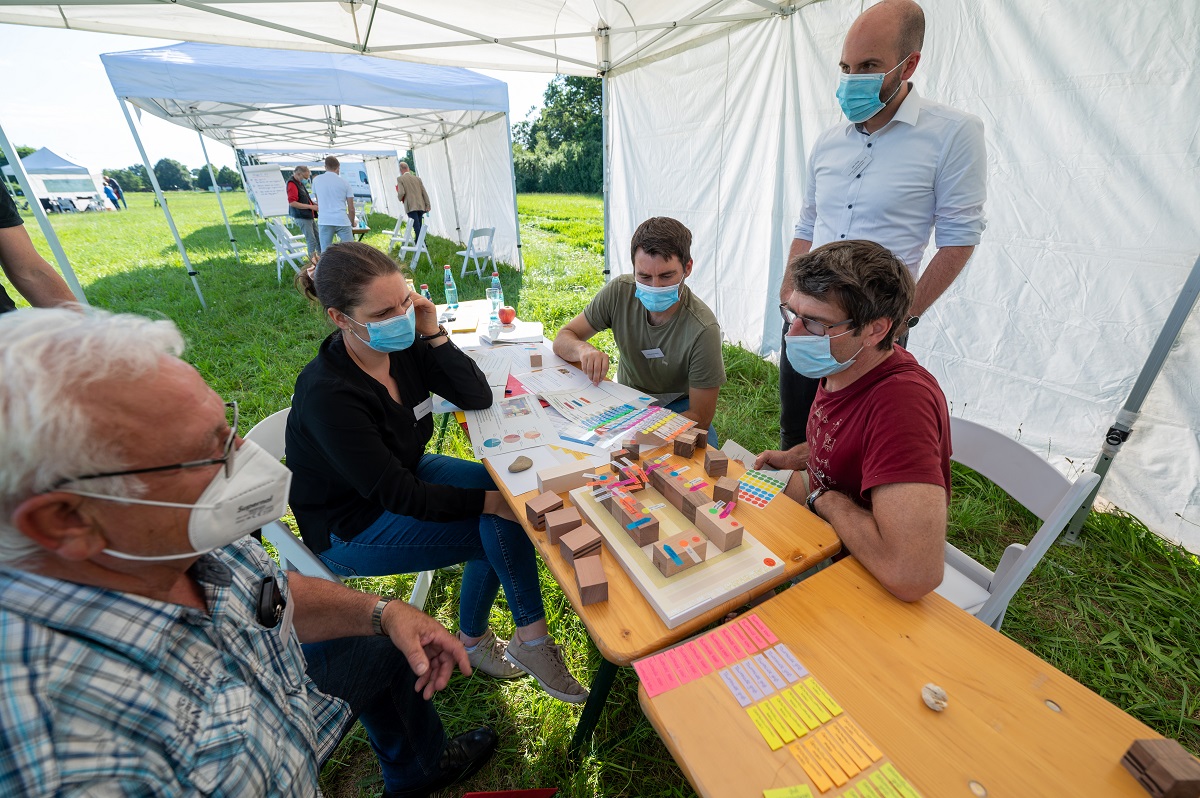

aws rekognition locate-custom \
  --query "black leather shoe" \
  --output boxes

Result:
[382,726,498,798]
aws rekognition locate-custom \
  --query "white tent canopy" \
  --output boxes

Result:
[1,147,113,210]
[4,1,1198,553]
[99,42,523,273]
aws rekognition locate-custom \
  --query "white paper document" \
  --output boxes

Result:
[465,394,563,459]
[465,349,511,387]
[515,364,592,394]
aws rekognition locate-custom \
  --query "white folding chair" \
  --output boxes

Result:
[388,215,415,252]
[264,219,310,283]
[244,407,435,609]
[398,223,432,269]
[935,417,1101,631]
[456,227,495,279]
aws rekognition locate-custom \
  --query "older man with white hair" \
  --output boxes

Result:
[0,308,497,797]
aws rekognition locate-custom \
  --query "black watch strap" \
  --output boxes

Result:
[419,324,448,341]
[806,487,829,515]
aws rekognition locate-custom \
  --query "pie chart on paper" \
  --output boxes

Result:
[483,438,502,448]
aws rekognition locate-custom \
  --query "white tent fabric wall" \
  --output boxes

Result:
[607,0,1200,552]
[364,157,402,220]
[413,115,520,268]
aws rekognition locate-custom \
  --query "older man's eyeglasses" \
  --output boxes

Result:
[51,402,239,489]
[779,304,854,337]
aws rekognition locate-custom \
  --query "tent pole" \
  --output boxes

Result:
[600,31,612,283]
[1062,252,1200,544]
[441,131,462,243]
[0,117,88,304]
[197,130,240,262]
[119,99,207,311]
[503,112,524,271]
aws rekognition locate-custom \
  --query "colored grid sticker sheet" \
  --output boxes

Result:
[738,469,791,508]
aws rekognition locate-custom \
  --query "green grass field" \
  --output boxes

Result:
[8,191,1198,795]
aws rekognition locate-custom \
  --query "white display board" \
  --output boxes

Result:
[242,164,290,218]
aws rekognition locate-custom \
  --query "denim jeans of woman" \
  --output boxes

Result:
[318,454,544,637]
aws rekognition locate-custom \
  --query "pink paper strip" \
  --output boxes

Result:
[739,617,771,651]
[634,653,681,698]
[729,621,760,654]
[682,640,714,675]
[717,626,747,660]
[746,613,780,644]
[665,646,700,684]
[698,634,727,669]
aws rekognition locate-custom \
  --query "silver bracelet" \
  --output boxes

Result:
[371,597,395,636]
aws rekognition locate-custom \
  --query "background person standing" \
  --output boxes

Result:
[287,165,320,257]
[396,162,431,238]
[311,156,355,252]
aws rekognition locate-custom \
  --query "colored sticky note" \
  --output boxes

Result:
[774,643,809,677]
[747,706,784,751]
[732,662,766,701]
[740,617,771,650]
[869,772,904,798]
[770,695,808,738]
[665,646,700,685]
[719,668,753,707]
[699,634,728,669]
[633,653,680,698]
[742,659,777,696]
[802,677,843,716]
[881,763,922,798]
[718,626,747,660]
[746,613,780,644]
[765,647,801,683]
[855,781,885,798]
[754,653,788,690]
[816,728,860,778]
[782,686,822,730]
[802,737,849,787]
[729,621,759,653]
[682,640,714,675]
[788,742,834,793]
[826,722,872,770]
[763,786,815,798]
[838,717,883,762]
[759,699,796,743]
[792,683,832,724]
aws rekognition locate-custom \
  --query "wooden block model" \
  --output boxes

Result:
[620,438,641,460]
[704,449,729,478]
[525,491,563,530]
[529,352,542,368]
[713,475,739,504]
[610,492,660,546]
[609,449,630,473]
[689,429,708,451]
[651,535,709,578]
[694,501,745,552]
[681,486,711,523]
[536,461,600,494]
[653,471,692,513]
[672,435,696,458]
[574,554,608,605]
[544,506,582,544]
[1122,738,1200,798]
[559,524,602,564]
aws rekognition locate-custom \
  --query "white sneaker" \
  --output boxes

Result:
[503,634,589,704]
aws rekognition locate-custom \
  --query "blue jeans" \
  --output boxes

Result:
[664,396,719,447]
[318,224,353,250]
[304,635,444,793]
[318,454,545,637]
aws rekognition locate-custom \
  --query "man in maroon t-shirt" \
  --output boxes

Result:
[757,240,950,601]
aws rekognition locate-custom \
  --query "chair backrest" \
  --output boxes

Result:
[244,407,290,460]
[390,215,414,244]
[468,227,495,254]
[401,222,428,252]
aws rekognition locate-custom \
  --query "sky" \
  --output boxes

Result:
[0,24,552,173]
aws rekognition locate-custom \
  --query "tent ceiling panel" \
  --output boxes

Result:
[3,1,787,75]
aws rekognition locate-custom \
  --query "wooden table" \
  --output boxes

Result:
[484,444,841,752]
[640,558,1161,797]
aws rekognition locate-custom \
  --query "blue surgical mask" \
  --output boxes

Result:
[835,56,909,123]
[785,330,863,379]
[346,309,417,352]
[635,281,682,313]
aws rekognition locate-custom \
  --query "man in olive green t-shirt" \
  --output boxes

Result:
[553,217,725,437]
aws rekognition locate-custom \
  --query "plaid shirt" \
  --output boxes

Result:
[0,538,350,796]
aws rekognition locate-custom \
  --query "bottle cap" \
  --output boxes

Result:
[420,284,428,289]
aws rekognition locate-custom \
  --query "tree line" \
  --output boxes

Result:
[103,160,243,193]
[512,75,601,194]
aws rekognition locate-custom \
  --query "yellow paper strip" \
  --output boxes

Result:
[760,699,797,743]
[747,706,784,751]
[771,695,809,738]
[782,685,822,730]
[763,786,816,798]
[802,677,844,716]
[869,772,904,798]
[838,717,883,762]
[788,742,834,793]
[880,763,922,798]
[855,780,885,798]
[793,683,832,724]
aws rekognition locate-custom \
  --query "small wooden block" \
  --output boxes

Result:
[525,491,563,530]
[689,429,708,450]
[704,449,729,477]
[713,476,739,504]
[681,486,710,523]
[621,439,641,460]
[544,506,582,544]
[655,473,692,513]
[695,501,744,551]
[529,353,542,368]
[574,554,608,605]
[652,536,708,577]
[559,524,602,564]
[611,496,660,546]
[673,437,696,458]
[1122,738,1200,798]
[536,461,598,494]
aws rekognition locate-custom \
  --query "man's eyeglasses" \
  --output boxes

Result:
[51,402,239,489]
[779,304,854,337]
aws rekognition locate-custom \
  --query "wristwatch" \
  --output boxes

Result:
[419,324,448,341]
[806,487,829,515]
[371,597,396,636]
[905,315,920,328]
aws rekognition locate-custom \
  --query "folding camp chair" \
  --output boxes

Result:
[457,227,495,279]
[398,223,432,269]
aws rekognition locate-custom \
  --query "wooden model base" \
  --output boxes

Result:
[574,554,608,605]
[694,501,744,551]
[704,449,729,478]
[1122,738,1200,798]
[545,506,582,544]
[525,491,563,530]
[651,536,709,577]
[713,476,739,504]
[559,524,602,564]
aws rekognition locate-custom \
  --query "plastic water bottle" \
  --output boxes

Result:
[443,265,459,309]
[490,271,504,306]
[419,284,432,301]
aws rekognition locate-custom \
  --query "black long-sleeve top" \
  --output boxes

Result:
[285,331,493,553]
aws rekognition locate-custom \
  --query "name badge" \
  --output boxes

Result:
[642,348,665,359]
[843,152,872,177]
[413,397,433,420]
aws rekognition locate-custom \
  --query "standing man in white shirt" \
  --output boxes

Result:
[311,156,356,252]
[776,0,987,453]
